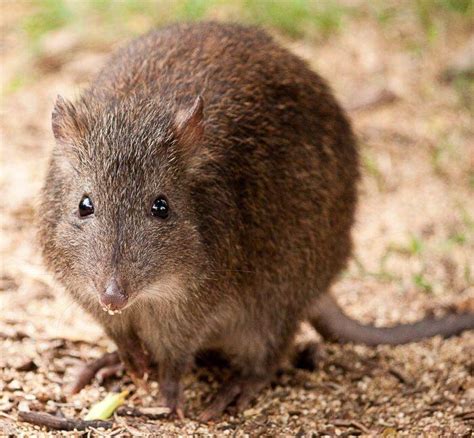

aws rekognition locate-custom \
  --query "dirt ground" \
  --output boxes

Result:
[1,2,473,436]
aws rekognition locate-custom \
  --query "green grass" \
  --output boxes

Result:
[20,0,352,46]
[464,263,472,285]
[362,150,386,191]
[354,223,472,295]
[412,271,433,294]
[22,0,74,44]
[415,0,473,41]
[245,0,315,38]
[459,206,474,231]
[174,0,218,21]
[448,231,467,245]
[2,74,29,96]
[468,170,474,190]
[453,76,474,112]
[352,255,401,283]
[368,0,472,53]
[430,140,452,176]
[371,4,398,25]
[439,228,471,253]
[20,0,474,47]
[387,234,425,257]
[407,234,424,255]
[429,134,470,179]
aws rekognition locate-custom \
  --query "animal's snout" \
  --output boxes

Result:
[99,279,128,314]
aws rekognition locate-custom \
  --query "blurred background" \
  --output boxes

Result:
[0,1,473,435]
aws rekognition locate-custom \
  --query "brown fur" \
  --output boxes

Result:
[38,22,472,416]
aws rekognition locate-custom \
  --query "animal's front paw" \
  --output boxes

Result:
[118,338,153,381]
[157,363,186,420]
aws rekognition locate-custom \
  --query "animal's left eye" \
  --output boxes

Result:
[151,196,169,219]
[78,195,94,218]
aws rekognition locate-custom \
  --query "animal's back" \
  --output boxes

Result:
[87,22,359,312]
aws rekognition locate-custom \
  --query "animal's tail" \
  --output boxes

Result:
[309,293,474,346]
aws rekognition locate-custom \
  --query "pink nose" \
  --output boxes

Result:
[99,279,128,312]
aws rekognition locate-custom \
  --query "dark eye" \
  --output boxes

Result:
[151,196,169,219]
[78,195,94,217]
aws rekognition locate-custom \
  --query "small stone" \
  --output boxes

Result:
[7,380,21,390]
[243,407,260,417]
[18,401,30,412]
[0,401,13,412]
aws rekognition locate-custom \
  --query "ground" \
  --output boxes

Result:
[0,1,473,436]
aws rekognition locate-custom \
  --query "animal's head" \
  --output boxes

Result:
[39,94,209,315]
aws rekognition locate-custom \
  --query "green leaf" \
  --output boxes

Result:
[84,390,129,421]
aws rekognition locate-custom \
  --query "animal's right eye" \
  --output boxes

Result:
[78,195,94,218]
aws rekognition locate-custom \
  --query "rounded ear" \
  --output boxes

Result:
[51,95,84,175]
[52,95,81,144]
[174,95,205,155]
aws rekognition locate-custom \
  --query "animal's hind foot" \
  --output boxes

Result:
[292,340,323,371]
[69,351,123,394]
[198,375,269,422]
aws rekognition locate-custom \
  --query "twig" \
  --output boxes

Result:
[116,406,170,420]
[455,410,474,421]
[346,88,397,112]
[18,411,112,431]
[388,366,413,385]
[0,411,17,421]
[333,419,372,434]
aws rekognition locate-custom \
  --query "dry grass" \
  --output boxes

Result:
[1,1,473,436]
